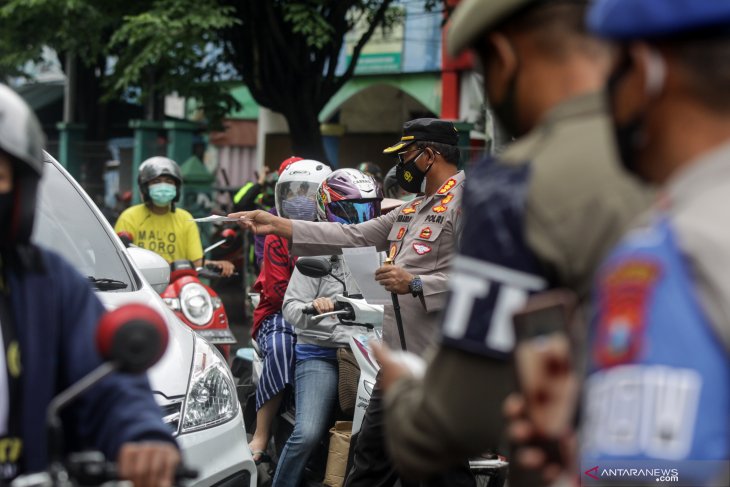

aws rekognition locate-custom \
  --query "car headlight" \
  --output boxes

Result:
[180,283,213,326]
[180,336,238,433]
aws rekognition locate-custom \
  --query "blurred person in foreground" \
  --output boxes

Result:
[507,1,730,485]
[372,0,650,479]
[0,84,179,486]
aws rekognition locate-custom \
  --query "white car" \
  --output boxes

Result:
[32,154,256,486]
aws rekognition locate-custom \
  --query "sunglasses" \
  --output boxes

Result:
[396,148,423,165]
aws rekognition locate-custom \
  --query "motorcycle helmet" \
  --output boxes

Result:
[316,169,383,224]
[138,156,183,208]
[0,84,46,249]
[383,166,400,199]
[275,159,332,221]
[278,156,304,176]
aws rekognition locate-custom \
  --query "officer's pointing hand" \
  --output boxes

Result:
[228,210,293,240]
[375,265,414,295]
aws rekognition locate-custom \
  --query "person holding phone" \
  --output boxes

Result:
[503,2,730,485]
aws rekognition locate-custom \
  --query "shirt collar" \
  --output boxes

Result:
[418,170,465,209]
[665,140,730,211]
[541,91,606,127]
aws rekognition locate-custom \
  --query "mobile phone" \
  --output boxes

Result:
[511,291,579,465]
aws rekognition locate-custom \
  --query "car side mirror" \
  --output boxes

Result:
[296,257,332,279]
[127,247,170,293]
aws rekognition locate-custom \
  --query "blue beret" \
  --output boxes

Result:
[588,0,730,40]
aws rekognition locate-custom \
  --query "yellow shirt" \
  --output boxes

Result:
[115,204,204,263]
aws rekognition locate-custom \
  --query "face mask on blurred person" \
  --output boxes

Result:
[282,196,317,221]
[0,191,12,231]
[148,183,177,207]
[491,72,522,139]
[607,48,665,182]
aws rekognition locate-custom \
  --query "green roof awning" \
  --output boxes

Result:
[319,73,441,122]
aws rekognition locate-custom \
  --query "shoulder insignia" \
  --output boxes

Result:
[593,259,661,368]
[437,178,457,195]
[413,243,432,255]
[401,199,422,215]
[432,193,454,213]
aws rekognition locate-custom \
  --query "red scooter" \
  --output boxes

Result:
[119,230,238,359]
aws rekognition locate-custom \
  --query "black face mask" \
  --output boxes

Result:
[0,192,13,235]
[396,150,433,193]
[606,55,648,180]
[491,71,522,139]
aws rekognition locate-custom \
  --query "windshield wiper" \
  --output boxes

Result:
[87,276,128,290]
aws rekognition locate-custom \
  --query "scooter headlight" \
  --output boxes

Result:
[180,283,213,326]
[181,336,238,433]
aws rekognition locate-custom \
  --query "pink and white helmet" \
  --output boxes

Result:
[316,168,383,224]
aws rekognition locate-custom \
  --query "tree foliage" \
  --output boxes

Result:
[0,0,239,126]
[0,0,441,159]
[220,0,399,161]
[108,0,240,124]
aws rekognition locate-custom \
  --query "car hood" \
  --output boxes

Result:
[97,289,194,398]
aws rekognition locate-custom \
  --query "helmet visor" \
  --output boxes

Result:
[325,200,380,224]
[276,181,318,221]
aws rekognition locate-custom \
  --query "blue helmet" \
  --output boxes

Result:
[588,0,730,39]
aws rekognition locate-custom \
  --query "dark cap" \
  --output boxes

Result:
[589,0,730,40]
[383,118,459,154]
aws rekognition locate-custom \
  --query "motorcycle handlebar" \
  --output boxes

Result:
[303,301,346,315]
[12,454,198,486]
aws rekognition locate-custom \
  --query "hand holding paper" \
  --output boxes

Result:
[192,215,247,223]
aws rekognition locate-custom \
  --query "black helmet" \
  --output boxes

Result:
[383,166,400,199]
[137,156,183,205]
[0,84,45,248]
[357,162,383,183]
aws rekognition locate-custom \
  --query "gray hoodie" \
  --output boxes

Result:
[282,255,371,348]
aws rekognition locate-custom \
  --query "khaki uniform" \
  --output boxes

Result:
[290,170,465,356]
[382,93,651,477]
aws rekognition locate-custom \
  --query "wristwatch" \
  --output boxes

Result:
[409,276,423,297]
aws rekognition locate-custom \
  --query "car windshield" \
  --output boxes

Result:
[32,161,134,291]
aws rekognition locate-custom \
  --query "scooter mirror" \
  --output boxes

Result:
[296,257,332,279]
[96,304,169,373]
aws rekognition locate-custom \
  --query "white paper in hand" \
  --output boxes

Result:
[342,247,391,305]
[191,215,246,223]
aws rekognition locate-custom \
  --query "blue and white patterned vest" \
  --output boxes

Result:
[582,216,729,483]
